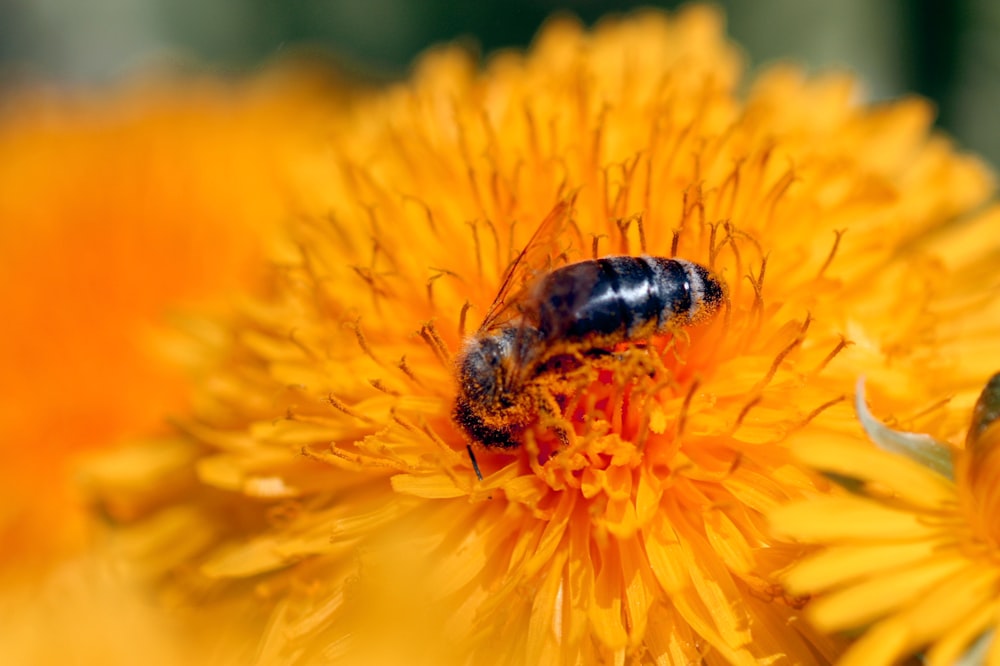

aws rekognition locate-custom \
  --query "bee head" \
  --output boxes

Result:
[457,326,540,408]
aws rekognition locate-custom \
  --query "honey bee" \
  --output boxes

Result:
[453,200,727,479]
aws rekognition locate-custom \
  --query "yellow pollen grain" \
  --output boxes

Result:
[649,404,668,434]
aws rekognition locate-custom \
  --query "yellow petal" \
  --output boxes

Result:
[807,552,968,630]
[789,431,956,508]
[770,495,941,541]
[783,540,942,594]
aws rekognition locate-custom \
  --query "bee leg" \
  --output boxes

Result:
[466,444,484,481]
[536,390,571,450]
[583,347,659,379]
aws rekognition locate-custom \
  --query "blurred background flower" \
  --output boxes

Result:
[0,63,347,665]
[0,68,343,569]
[2,0,999,169]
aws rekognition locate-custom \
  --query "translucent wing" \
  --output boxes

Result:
[478,195,576,333]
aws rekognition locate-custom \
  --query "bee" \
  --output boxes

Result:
[453,200,727,479]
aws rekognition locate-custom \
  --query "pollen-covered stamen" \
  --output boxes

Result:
[348,319,384,366]
[326,393,376,425]
[418,322,452,366]
[396,355,426,388]
[368,378,401,396]
[302,440,405,472]
[416,419,469,475]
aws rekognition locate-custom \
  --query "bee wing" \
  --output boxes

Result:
[478,196,576,333]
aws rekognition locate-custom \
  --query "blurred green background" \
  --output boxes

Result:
[2,0,998,167]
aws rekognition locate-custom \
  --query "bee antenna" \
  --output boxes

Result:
[466,444,484,481]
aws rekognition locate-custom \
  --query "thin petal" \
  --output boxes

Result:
[789,431,956,509]
[770,495,940,541]
[807,552,968,630]
[927,603,999,666]
[782,540,942,594]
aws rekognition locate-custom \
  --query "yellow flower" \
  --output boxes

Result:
[772,368,1000,666]
[84,6,998,665]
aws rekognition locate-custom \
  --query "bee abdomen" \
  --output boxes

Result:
[533,256,724,343]
[645,257,725,325]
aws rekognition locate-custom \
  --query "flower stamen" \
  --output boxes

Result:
[464,220,484,279]
[810,336,852,377]
[796,394,847,430]
[396,356,426,388]
[718,158,744,221]
[480,218,503,275]
[754,313,811,392]
[747,255,769,329]
[401,194,439,237]
[326,393,376,425]
[675,377,701,439]
[368,378,400,397]
[817,229,847,279]
[762,167,798,225]
[348,319,384,366]
[418,322,452,365]
[350,265,388,313]
[733,395,764,432]
[457,301,473,338]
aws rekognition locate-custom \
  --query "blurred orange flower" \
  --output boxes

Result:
[63,5,1000,666]
[0,68,337,569]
